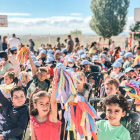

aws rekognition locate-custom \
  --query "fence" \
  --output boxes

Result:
[4,34,139,50]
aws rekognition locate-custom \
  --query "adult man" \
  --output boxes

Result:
[7,34,21,51]
[56,37,61,50]
[67,35,74,54]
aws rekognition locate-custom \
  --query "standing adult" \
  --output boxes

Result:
[29,39,35,52]
[125,38,128,50]
[8,46,21,77]
[67,35,74,54]
[2,36,7,51]
[56,37,61,50]
[7,34,21,51]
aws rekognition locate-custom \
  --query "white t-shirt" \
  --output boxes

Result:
[8,38,21,51]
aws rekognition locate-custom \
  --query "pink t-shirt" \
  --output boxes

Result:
[30,113,61,140]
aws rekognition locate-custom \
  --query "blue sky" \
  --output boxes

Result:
[0,0,140,35]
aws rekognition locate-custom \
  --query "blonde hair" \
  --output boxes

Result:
[77,71,85,79]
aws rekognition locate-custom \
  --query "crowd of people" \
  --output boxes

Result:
[0,33,140,140]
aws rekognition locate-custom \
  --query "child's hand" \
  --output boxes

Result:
[0,135,4,140]
[52,80,58,91]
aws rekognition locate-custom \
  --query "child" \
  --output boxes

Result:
[27,51,50,98]
[111,62,123,81]
[1,71,15,87]
[105,78,119,96]
[121,67,134,87]
[123,52,134,69]
[0,86,29,140]
[96,94,131,140]
[76,71,92,101]
[29,81,61,140]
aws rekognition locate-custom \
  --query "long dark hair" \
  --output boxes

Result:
[29,88,51,116]
[29,39,35,46]
[2,36,7,43]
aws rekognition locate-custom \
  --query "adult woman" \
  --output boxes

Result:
[0,51,14,78]
[8,46,21,77]
[29,39,35,52]
[2,36,7,51]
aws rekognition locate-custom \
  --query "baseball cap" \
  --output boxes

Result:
[78,50,84,56]
[34,61,41,67]
[112,62,122,68]
[124,52,134,59]
[119,51,125,56]
[81,60,92,66]
[46,57,55,63]
[81,54,88,59]
[56,50,61,54]
[68,58,75,62]
[41,49,47,54]
[116,58,124,64]
[100,54,106,58]
[61,48,67,53]
[10,46,17,51]
[47,49,54,54]
[92,55,99,61]
[125,67,134,73]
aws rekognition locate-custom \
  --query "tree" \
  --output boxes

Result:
[90,0,130,39]
[130,22,140,40]
[70,29,82,35]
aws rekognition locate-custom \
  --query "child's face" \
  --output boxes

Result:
[11,90,26,107]
[76,75,85,89]
[126,71,134,79]
[34,96,50,116]
[106,103,126,126]
[4,75,13,85]
[56,53,60,59]
[113,67,120,74]
[38,71,48,82]
[101,57,105,63]
[84,64,90,71]
[105,84,118,96]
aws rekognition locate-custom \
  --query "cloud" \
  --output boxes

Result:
[125,17,135,32]
[0,13,31,16]
[0,16,134,35]
[70,13,82,16]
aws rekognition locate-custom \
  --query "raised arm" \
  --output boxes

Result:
[28,51,37,76]
[50,80,58,122]
[0,90,9,107]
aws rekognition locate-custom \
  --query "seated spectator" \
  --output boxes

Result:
[96,94,131,140]
[76,71,92,101]
[0,52,14,78]
[0,86,29,140]
[123,52,134,69]
[121,67,135,87]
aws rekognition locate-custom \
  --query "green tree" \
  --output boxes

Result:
[130,22,140,40]
[90,0,130,39]
[70,29,82,35]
